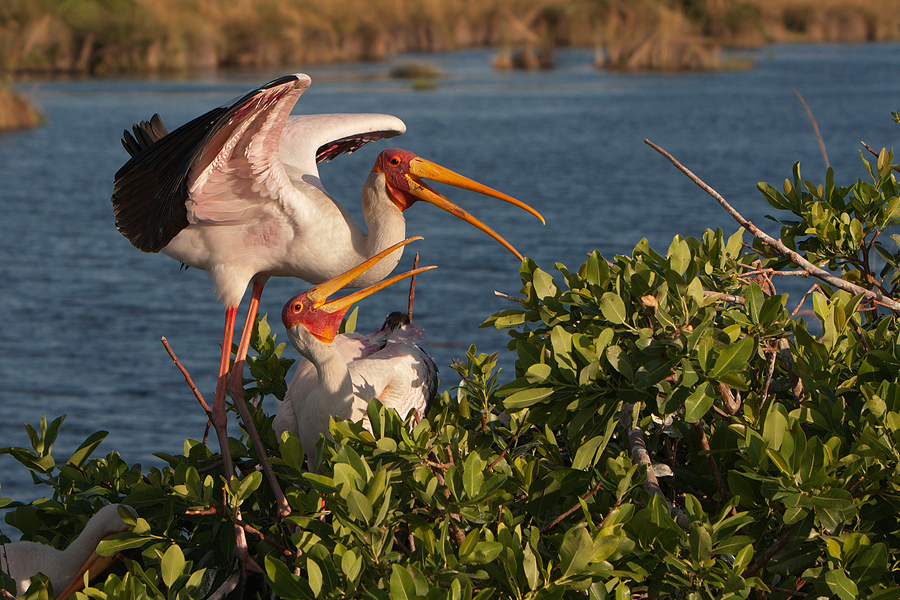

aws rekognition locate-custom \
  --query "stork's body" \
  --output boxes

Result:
[111,73,542,517]
[274,311,437,458]
[1,504,132,597]
[278,240,437,465]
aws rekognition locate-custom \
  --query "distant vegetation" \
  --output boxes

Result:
[0,82,40,131]
[1,0,897,77]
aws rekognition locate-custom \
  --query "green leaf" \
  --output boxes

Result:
[708,337,755,378]
[390,564,418,600]
[559,525,592,578]
[825,569,858,600]
[67,431,108,467]
[463,453,485,498]
[307,558,323,597]
[503,387,554,410]
[684,383,714,423]
[600,293,628,325]
[346,489,373,524]
[264,556,314,600]
[161,544,186,588]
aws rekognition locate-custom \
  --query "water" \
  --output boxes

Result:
[2,44,899,503]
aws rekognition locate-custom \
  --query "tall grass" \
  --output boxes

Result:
[0,0,897,76]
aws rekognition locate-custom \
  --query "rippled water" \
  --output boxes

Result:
[2,44,900,503]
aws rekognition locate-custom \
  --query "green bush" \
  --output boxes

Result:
[4,140,900,599]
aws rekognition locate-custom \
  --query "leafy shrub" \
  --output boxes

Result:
[4,141,900,599]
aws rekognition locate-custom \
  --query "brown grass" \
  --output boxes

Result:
[0,0,897,77]
[0,83,41,131]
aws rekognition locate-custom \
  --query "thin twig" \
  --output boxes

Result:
[645,139,900,314]
[793,89,829,169]
[703,290,745,305]
[776,338,804,403]
[619,403,689,530]
[759,345,778,411]
[408,253,419,320]
[692,421,734,515]
[717,382,741,416]
[161,337,212,418]
[207,572,241,600]
[743,525,793,578]
[861,140,900,174]
[540,477,605,533]
[494,290,525,304]
[488,419,528,471]
[791,283,822,317]
[738,268,810,278]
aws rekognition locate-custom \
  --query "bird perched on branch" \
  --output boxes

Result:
[277,238,437,465]
[1,504,135,597]
[111,72,542,516]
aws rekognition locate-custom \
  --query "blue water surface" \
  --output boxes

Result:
[1,44,899,504]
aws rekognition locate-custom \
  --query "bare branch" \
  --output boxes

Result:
[743,525,793,578]
[408,252,419,320]
[619,403,689,530]
[794,89,829,169]
[703,290,745,305]
[494,290,525,304]
[161,337,212,418]
[645,139,900,314]
[776,338,804,403]
[692,421,734,514]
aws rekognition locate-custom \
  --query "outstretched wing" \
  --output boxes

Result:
[111,74,310,253]
[121,114,169,157]
[279,113,406,180]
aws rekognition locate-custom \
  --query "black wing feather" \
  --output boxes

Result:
[111,75,300,253]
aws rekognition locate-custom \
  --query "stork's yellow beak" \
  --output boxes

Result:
[405,157,544,261]
[308,237,436,312]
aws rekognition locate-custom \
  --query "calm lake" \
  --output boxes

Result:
[2,44,900,504]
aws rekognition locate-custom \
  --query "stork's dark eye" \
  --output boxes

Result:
[389,156,401,166]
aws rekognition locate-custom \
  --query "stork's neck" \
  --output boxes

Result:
[351,171,407,287]
[287,327,357,438]
[60,506,126,579]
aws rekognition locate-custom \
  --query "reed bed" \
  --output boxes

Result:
[0,0,896,77]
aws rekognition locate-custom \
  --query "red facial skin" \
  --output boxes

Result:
[282,293,348,343]
[373,148,419,211]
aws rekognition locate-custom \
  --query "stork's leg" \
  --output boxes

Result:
[227,278,291,520]
[210,307,254,570]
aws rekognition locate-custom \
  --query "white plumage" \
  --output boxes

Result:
[275,311,437,458]
[0,504,133,596]
[277,239,438,465]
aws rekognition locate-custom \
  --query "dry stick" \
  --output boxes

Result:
[759,346,778,411]
[861,140,900,174]
[793,89,829,169]
[161,337,213,418]
[791,283,822,317]
[743,525,793,578]
[691,421,734,515]
[160,339,254,570]
[703,290,745,305]
[540,477,605,533]
[644,139,900,315]
[494,290,525,304]
[776,338,805,403]
[408,253,419,320]
[717,382,741,416]
[619,403,690,530]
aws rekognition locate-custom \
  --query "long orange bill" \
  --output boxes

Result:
[406,157,544,261]
[307,237,437,312]
[55,551,121,600]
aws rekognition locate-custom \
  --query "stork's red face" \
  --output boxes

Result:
[372,149,545,260]
[282,237,437,344]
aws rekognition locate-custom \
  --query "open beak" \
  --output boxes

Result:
[309,237,437,313]
[55,551,121,600]
[405,157,544,261]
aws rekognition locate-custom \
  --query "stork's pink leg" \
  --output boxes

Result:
[208,307,255,569]
[227,278,291,520]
